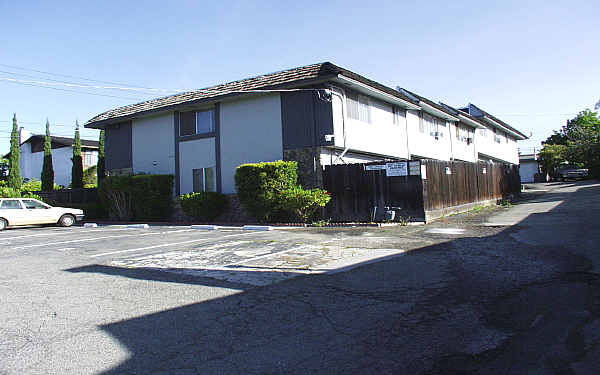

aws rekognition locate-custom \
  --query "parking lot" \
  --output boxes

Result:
[0,223,447,286]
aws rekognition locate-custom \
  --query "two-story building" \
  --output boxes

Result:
[84,62,528,195]
[15,130,99,187]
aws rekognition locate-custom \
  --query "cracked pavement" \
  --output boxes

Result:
[1,181,599,374]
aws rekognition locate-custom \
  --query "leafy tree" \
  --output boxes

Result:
[538,144,567,176]
[544,110,600,146]
[41,119,54,191]
[97,129,105,183]
[71,121,84,189]
[8,114,22,189]
[0,158,9,181]
[541,109,600,177]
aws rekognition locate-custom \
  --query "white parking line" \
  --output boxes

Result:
[90,231,258,258]
[0,228,135,242]
[11,229,198,250]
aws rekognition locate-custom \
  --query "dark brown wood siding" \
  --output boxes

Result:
[105,121,132,170]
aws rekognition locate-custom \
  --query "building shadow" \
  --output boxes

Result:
[62,182,600,374]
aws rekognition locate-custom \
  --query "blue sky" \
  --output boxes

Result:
[1,0,598,155]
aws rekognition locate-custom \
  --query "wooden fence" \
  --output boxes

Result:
[34,188,98,204]
[323,159,520,222]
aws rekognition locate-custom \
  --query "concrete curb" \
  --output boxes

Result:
[191,225,219,230]
[127,224,150,229]
[243,225,273,231]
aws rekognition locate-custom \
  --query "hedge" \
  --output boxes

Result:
[234,161,298,222]
[179,192,228,221]
[98,174,174,221]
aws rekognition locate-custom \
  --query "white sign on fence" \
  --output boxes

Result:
[386,162,408,177]
[421,165,427,179]
[365,164,386,171]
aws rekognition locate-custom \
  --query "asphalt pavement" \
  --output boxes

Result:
[1,180,599,374]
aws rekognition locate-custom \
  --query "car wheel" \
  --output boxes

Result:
[0,218,7,231]
[58,214,75,227]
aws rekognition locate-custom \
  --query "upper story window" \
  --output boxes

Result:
[424,114,444,138]
[83,151,96,168]
[346,93,371,123]
[393,107,406,126]
[456,125,473,144]
[180,109,215,137]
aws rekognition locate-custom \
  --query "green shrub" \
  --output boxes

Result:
[234,161,298,222]
[279,187,331,223]
[179,192,228,221]
[0,186,20,198]
[99,174,174,221]
[83,165,97,186]
[21,179,42,191]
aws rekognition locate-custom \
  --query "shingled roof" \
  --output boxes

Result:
[85,62,418,128]
[459,104,528,139]
[25,135,99,148]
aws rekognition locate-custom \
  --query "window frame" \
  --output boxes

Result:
[393,106,406,126]
[192,167,216,193]
[0,199,24,210]
[179,108,216,137]
[346,92,371,124]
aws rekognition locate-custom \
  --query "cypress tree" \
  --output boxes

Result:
[71,121,84,189]
[97,129,105,184]
[41,119,54,191]
[8,114,22,190]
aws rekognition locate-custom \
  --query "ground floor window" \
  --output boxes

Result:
[192,167,215,192]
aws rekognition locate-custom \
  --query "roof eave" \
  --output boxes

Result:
[458,114,485,129]
[332,75,420,110]
[482,116,528,140]
[419,101,459,121]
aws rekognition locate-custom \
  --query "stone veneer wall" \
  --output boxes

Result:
[283,147,323,189]
[169,194,255,223]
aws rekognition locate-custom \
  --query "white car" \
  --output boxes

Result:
[0,198,84,230]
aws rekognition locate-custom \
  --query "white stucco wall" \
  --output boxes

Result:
[179,137,215,195]
[219,94,283,194]
[132,113,175,175]
[450,122,477,163]
[20,145,76,187]
[330,87,409,159]
[406,110,453,161]
[476,126,519,164]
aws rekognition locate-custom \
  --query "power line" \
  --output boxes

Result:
[0,73,184,94]
[0,120,99,128]
[496,113,577,117]
[0,62,160,90]
[0,78,148,100]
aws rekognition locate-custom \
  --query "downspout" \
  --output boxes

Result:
[328,88,349,164]
[405,110,411,160]
[449,121,454,161]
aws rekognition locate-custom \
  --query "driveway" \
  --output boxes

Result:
[1,181,599,374]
